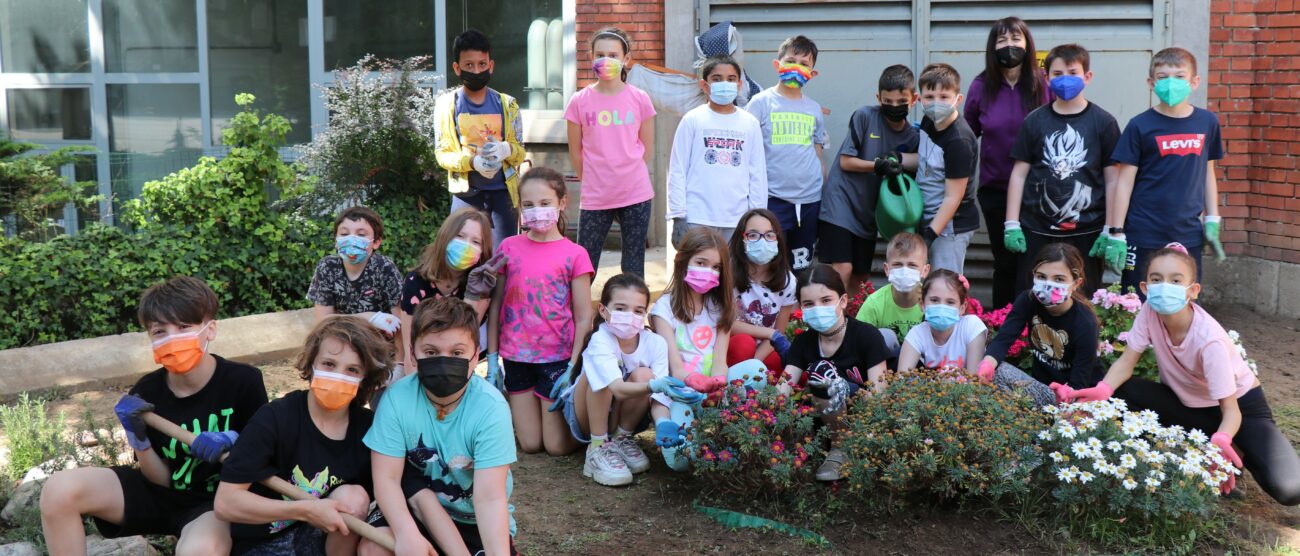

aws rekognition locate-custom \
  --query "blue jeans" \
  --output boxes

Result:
[450,188,517,249]
[767,198,820,271]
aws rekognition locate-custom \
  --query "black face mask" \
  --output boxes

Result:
[880,103,910,123]
[458,69,491,92]
[996,46,1027,69]
[417,356,471,398]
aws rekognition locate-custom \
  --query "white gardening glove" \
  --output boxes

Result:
[368,312,401,336]
[472,155,501,180]
[480,141,510,162]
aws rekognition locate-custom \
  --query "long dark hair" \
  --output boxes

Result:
[570,273,652,385]
[668,227,735,331]
[795,263,846,302]
[981,16,1045,114]
[729,209,791,296]
[1030,243,1098,325]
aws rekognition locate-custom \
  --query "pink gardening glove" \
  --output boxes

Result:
[1064,382,1113,403]
[977,359,996,383]
[1049,382,1075,404]
[1210,432,1242,495]
[684,372,723,394]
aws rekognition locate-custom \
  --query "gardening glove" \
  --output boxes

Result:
[1048,382,1075,405]
[485,352,505,393]
[1103,233,1128,274]
[465,253,507,302]
[872,153,903,178]
[1063,382,1114,404]
[655,420,684,448]
[472,155,501,180]
[683,372,724,394]
[807,361,848,415]
[920,224,939,243]
[769,331,792,359]
[1003,221,1027,254]
[367,312,401,337]
[479,141,510,163]
[649,376,706,405]
[113,394,155,452]
[546,362,575,412]
[1204,215,1226,262]
[190,430,238,463]
[1210,432,1243,495]
[1088,232,1110,259]
[977,357,997,383]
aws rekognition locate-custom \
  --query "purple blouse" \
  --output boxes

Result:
[963,73,1052,191]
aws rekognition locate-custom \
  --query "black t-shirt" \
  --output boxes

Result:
[221,390,374,546]
[306,253,403,315]
[130,355,267,496]
[785,318,889,387]
[399,271,467,316]
[1011,102,1121,236]
[986,291,1104,389]
[919,115,981,233]
[819,105,921,238]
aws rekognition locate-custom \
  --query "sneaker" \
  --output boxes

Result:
[611,435,651,474]
[815,448,846,482]
[583,443,633,486]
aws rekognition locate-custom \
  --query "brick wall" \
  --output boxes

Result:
[575,0,665,86]
[1208,0,1300,264]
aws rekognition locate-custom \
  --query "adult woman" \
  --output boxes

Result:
[964,16,1050,309]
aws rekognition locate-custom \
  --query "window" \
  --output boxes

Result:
[445,0,563,110]
[324,0,437,70]
[208,0,311,144]
[5,88,92,141]
[0,0,90,73]
[103,0,199,73]
[107,84,202,213]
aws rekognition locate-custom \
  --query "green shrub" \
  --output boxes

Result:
[0,393,70,481]
[0,132,99,242]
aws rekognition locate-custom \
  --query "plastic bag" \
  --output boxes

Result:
[627,64,707,116]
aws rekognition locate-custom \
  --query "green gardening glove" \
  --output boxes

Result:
[1003,221,1027,253]
[1103,234,1128,274]
[1088,233,1109,258]
[1204,216,1225,262]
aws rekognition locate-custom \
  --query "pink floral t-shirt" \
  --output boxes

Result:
[562,84,656,210]
[496,235,595,363]
[1126,303,1255,408]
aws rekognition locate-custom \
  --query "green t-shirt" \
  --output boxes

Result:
[855,284,923,340]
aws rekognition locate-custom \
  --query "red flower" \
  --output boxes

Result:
[771,440,785,454]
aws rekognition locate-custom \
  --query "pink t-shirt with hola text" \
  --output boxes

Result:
[1125,303,1255,408]
[563,84,656,210]
[496,235,595,363]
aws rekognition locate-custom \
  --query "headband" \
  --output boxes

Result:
[1164,242,1190,255]
[593,31,630,51]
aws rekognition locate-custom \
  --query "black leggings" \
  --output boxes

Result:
[577,199,652,279]
[1116,380,1300,505]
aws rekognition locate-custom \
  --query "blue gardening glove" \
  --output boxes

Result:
[655,420,684,448]
[191,430,238,463]
[1204,216,1225,262]
[113,395,154,452]
[1104,233,1128,274]
[1003,221,1027,254]
[546,362,575,412]
[649,376,706,405]
[485,352,505,393]
[770,331,792,359]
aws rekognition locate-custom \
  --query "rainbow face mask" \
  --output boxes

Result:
[444,238,481,271]
[592,57,623,81]
[777,62,812,89]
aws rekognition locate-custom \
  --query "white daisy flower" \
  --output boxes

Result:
[1049,451,1066,463]
[1038,430,1053,441]
[1079,471,1095,484]
[1107,441,1123,452]
[1123,477,1138,490]
[1119,454,1138,469]
[1188,429,1208,444]
[1145,476,1161,489]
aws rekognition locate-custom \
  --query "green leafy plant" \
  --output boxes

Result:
[0,132,98,242]
[0,393,71,481]
[1089,285,1161,381]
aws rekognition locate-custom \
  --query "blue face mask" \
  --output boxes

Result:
[924,304,960,332]
[1049,75,1086,101]
[709,81,738,105]
[335,235,372,265]
[744,238,779,265]
[803,305,840,333]
[1146,282,1189,315]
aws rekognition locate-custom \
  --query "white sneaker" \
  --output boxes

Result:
[611,435,651,474]
[815,448,846,482]
[583,443,633,486]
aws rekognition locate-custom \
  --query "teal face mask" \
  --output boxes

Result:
[924,304,960,332]
[1154,77,1191,107]
[1146,282,1189,315]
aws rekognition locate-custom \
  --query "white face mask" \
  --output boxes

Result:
[888,267,922,293]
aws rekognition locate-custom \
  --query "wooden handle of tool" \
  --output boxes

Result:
[142,413,397,551]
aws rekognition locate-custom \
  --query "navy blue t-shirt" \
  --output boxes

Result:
[1111,107,1223,248]
[454,89,507,191]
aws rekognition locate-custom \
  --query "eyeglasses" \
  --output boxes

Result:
[743,231,779,242]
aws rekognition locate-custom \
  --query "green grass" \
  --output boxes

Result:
[1273,404,1300,445]
[0,393,71,481]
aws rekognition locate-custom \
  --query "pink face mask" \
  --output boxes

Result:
[522,207,559,233]
[605,310,643,340]
[684,266,720,294]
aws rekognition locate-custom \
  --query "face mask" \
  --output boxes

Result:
[605,310,643,340]
[922,98,957,123]
[310,370,360,410]
[445,238,481,271]
[417,356,471,398]
[593,57,623,81]
[1146,282,1190,315]
[888,267,922,293]
[996,46,1027,68]
[803,305,840,333]
[336,235,372,265]
[924,304,960,332]
[1049,75,1086,101]
[684,266,720,294]
[459,69,491,92]
[1032,279,1071,307]
[777,62,812,89]
[522,206,559,233]
[1153,77,1191,107]
[152,322,212,374]
[880,103,910,123]
[744,238,779,265]
[708,81,738,105]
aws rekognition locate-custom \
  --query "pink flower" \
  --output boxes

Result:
[1119,295,1142,313]
[1091,289,1107,305]
[1098,340,1115,356]
[1117,331,1130,343]
[771,441,785,454]
[719,450,734,462]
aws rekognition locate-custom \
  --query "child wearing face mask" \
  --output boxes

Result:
[215,317,390,555]
[363,297,519,555]
[977,243,1101,408]
[726,209,797,371]
[308,205,404,339]
[856,232,929,357]
[487,167,595,457]
[897,269,987,375]
[650,227,741,393]
[1104,47,1225,294]
[41,277,268,555]
[667,55,768,246]
[1058,244,1300,506]
[564,26,656,279]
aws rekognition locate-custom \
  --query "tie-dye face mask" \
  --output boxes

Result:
[777,62,812,89]
[593,57,623,81]
[444,238,481,271]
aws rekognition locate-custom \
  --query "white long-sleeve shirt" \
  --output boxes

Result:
[667,104,768,227]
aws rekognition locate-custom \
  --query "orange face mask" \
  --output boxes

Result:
[152,323,211,374]
[311,370,361,410]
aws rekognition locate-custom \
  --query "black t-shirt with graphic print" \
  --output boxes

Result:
[307,254,403,315]
[1011,102,1120,236]
[785,318,889,387]
[986,290,1104,389]
[399,271,468,316]
[221,390,374,548]
[129,355,267,497]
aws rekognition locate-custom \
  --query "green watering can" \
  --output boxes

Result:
[876,171,923,240]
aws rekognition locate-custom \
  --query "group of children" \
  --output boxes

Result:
[33,20,1300,556]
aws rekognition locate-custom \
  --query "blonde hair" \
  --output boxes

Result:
[295,316,393,408]
[412,207,494,284]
